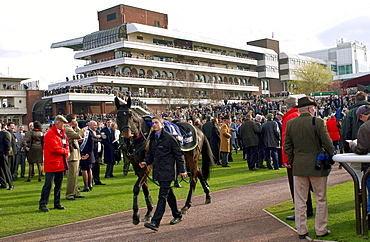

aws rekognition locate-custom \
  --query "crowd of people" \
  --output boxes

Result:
[0,116,131,210]
[2,90,370,238]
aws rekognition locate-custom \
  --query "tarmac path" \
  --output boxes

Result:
[1,165,350,242]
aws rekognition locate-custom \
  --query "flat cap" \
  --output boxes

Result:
[54,115,68,124]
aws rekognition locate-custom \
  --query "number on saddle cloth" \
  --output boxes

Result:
[173,122,198,151]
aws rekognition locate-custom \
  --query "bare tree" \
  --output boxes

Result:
[160,78,178,111]
[179,79,198,108]
[208,81,224,105]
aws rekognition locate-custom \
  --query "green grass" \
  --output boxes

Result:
[266,182,367,241]
[0,153,288,237]
[0,153,361,241]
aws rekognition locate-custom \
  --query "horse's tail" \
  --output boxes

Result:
[201,136,214,181]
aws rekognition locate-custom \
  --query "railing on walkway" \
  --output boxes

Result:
[333,153,370,235]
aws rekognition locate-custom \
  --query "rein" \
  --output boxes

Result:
[117,107,189,188]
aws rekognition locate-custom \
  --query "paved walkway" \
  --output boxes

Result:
[1,166,350,241]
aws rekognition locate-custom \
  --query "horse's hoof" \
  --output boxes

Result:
[132,215,140,225]
[144,215,151,222]
[181,207,188,215]
[205,198,211,204]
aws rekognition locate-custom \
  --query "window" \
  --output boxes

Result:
[261,80,270,90]
[107,13,116,21]
[123,67,131,74]
[139,69,145,77]
[83,24,127,50]
[338,65,353,75]
[154,20,160,27]
[115,51,123,59]
[153,39,173,46]
[154,70,160,78]
[137,36,143,40]
[200,75,205,83]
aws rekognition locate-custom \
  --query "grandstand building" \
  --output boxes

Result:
[47,4,280,115]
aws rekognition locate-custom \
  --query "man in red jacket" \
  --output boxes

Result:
[326,114,340,154]
[39,115,70,212]
[282,96,313,221]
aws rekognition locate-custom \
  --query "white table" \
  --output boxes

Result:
[333,153,370,235]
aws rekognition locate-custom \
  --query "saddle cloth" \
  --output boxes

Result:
[143,117,198,151]
[173,122,198,151]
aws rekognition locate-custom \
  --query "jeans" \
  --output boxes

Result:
[15,150,26,178]
[333,140,339,154]
[264,147,279,169]
[221,152,229,167]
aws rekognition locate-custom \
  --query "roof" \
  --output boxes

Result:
[51,23,277,56]
[50,37,84,50]
[341,73,370,88]
[280,52,327,65]
[126,23,277,55]
[0,77,30,82]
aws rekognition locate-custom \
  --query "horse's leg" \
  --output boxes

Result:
[181,172,197,215]
[141,179,153,222]
[197,171,211,204]
[132,179,141,225]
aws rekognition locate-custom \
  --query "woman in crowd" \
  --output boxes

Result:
[79,121,95,192]
[111,121,122,165]
[25,121,44,182]
[210,118,221,165]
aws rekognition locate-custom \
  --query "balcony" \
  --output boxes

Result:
[0,90,27,97]
[76,56,258,78]
[48,75,258,93]
[0,107,27,115]
[74,40,257,66]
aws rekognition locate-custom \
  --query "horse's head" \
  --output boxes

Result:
[115,96,143,139]
[116,96,133,138]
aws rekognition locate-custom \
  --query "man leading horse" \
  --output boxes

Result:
[139,116,186,231]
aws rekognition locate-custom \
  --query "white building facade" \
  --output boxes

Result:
[300,39,369,81]
[48,5,280,112]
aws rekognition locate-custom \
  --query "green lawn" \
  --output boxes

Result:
[0,153,360,241]
[266,181,367,241]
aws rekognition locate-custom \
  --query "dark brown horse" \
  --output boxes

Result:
[115,96,213,224]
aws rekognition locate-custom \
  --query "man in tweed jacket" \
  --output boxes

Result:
[284,96,334,239]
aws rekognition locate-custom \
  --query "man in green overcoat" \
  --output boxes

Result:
[284,96,334,239]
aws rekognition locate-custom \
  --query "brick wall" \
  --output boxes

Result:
[23,90,44,124]
[98,4,168,31]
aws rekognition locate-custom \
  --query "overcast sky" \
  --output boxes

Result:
[1,0,370,89]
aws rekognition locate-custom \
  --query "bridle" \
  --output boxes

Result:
[117,108,150,161]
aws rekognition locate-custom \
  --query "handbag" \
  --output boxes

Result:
[312,117,334,170]
[114,149,122,162]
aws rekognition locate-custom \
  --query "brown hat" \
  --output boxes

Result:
[296,96,317,108]
[54,115,68,124]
